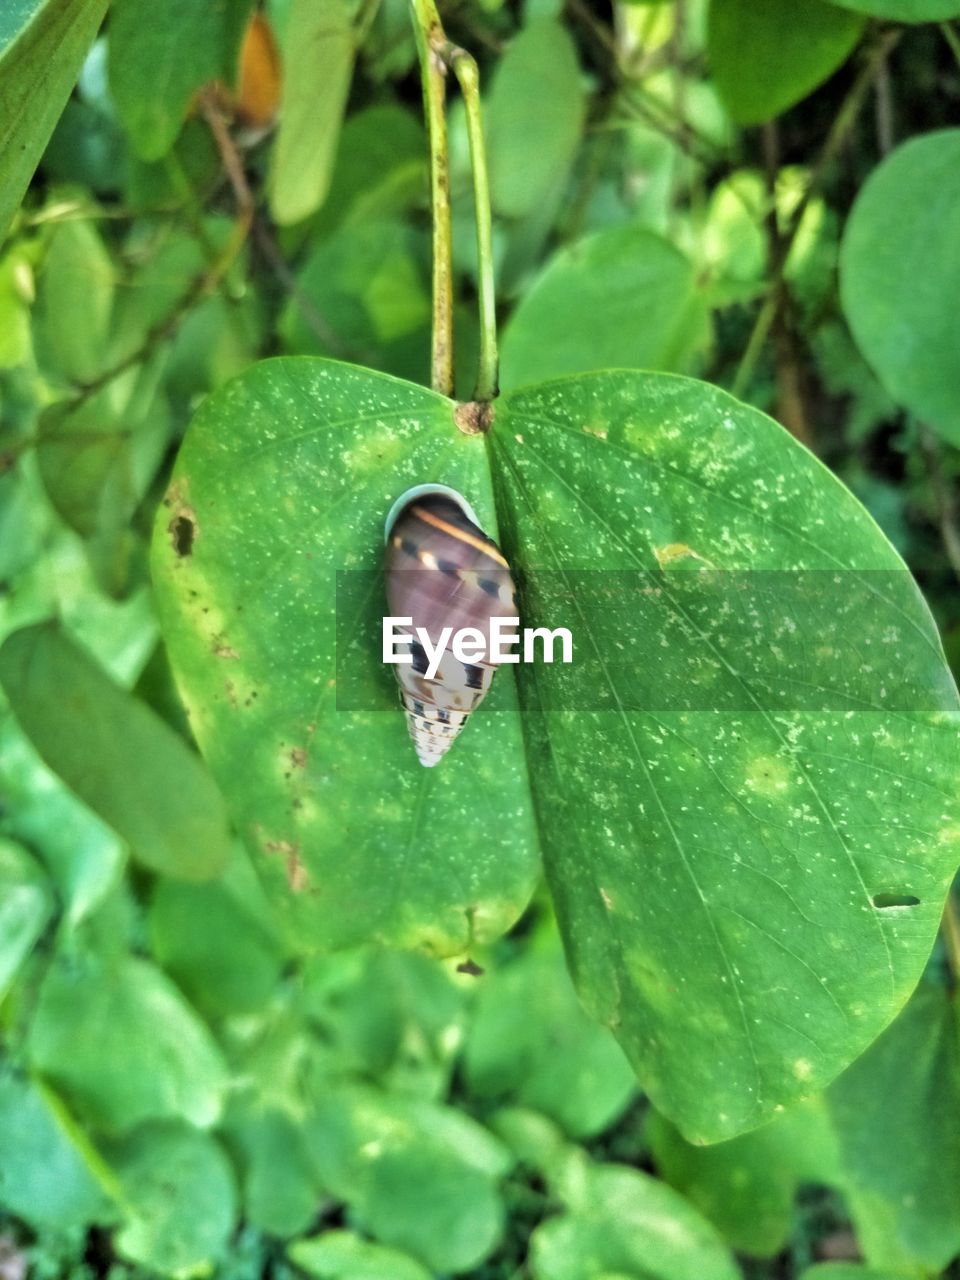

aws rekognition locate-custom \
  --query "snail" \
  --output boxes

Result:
[383,484,518,767]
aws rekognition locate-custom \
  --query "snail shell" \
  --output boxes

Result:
[384,485,518,768]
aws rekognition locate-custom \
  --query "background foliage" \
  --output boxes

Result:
[2,0,960,1277]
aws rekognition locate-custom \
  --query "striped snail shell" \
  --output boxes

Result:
[384,484,518,768]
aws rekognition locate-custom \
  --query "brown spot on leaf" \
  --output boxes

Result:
[456,958,484,977]
[213,639,240,660]
[454,400,494,436]
[290,747,307,768]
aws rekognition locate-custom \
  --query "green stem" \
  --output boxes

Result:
[941,21,960,71]
[446,45,499,402]
[410,0,454,398]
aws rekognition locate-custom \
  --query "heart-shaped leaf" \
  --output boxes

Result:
[152,358,960,1141]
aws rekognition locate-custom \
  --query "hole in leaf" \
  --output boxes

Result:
[872,892,920,909]
[170,515,196,557]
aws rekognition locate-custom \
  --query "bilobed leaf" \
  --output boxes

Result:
[840,129,960,446]
[0,837,52,999]
[151,358,960,1142]
[829,0,960,17]
[107,0,252,161]
[269,0,355,225]
[149,360,540,956]
[305,1085,510,1273]
[486,19,586,220]
[708,0,864,126]
[0,1073,118,1229]
[500,225,708,390]
[28,951,228,1133]
[108,1121,237,1272]
[531,1153,740,1280]
[0,0,108,243]
[0,621,231,881]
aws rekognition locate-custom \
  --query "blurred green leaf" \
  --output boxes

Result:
[531,1153,741,1280]
[500,225,709,389]
[708,0,864,126]
[150,359,540,955]
[227,1104,320,1236]
[107,0,252,161]
[0,0,108,242]
[826,982,960,1272]
[464,935,636,1138]
[306,1085,510,1273]
[289,1231,432,1280]
[0,837,52,1000]
[28,951,229,1133]
[0,621,232,880]
[108,1120,237,1271]
[35,218,114,383]
[149,856,287,1019]
[840,129,960,446]
[0,1073,118,1229]
[269,0,355,225]
[829,0,960,16]
[486,19,585,219]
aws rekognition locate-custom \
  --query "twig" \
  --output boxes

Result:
[940,20,960,71]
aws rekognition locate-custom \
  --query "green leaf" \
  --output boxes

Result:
[800,1268,910,1280]
[34,218,114,383]
[500,225,709,390]
[486,19,586,219]
[707,0,864,126]
[826,981,960,1272]
[829,0,960,17]
[0,837,52,1000]
[0,621,232,881]
[152,359,960,1142]
[531,1154,740,1280]
[107,0,252,161]
[648,1098,841,1257]
[305,1085,510,1273]
[150,360,540,955]
[269,0,355,225]
[289,1231,433,1280]
[27,951,228,1133]
[108,1120,237,1272]
[464,932,637,1138]
[0,1073,118,1229]
[227,1104,320,1237]
[0,0,108,243]
[840,129,960,446]
[148,855,287,1019]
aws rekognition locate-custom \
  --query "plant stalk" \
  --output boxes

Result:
[445,44,499,401]
[410,0,455,398]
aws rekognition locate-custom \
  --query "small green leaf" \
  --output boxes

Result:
[34,218,114,382]
[108,1120,237,1272]
[708,0,864,126]
[0,1073,118,1229]
[464,933,636,1138]
[107,0,252,161]
[28,951,228,1133]
[0,0,108,242]
[486,19,586,220]
[0,837,52,1000]
[840,129,960,446]
[306,1085,510,1274]
[290,1231,432,1280]
[827,982,960,1272]
[500,225,708,390]
[800,1268,910,1280]
[0,621,231,881]
[269,0,355,225]
[227,1104,320,1237]
[531,1155,740,1280]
